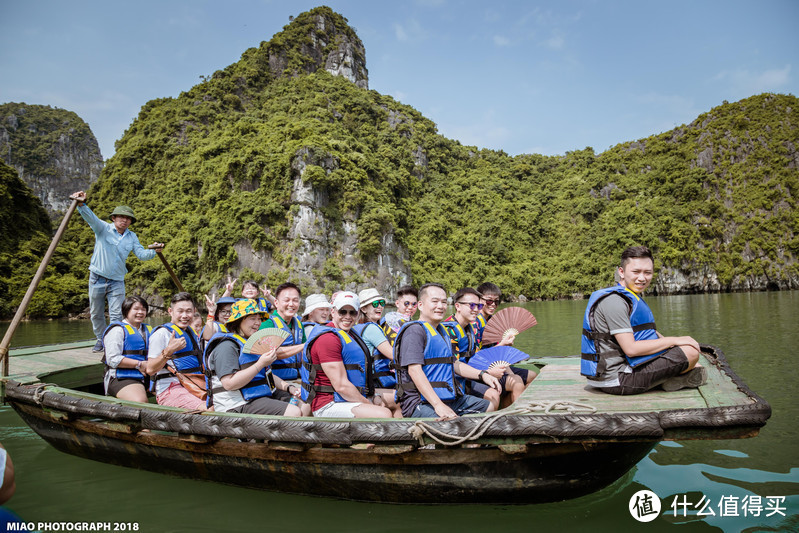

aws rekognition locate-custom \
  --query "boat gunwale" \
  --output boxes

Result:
[4,344,771,446]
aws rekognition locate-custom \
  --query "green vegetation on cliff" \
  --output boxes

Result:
[0,161,85,318]
[2,6,797,318]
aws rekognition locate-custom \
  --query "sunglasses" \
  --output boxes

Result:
[456,301,484,311]
[336,308,359,317]
[482,298,500,306]
[401,300,418,307]
[370,299,386,308]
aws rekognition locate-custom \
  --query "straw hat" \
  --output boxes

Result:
[302,293,331,316]
[357,288,383,307]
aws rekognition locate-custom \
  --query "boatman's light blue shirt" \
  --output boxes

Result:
[78,204,156,281]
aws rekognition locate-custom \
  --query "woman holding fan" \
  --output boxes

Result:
[203,299,309,416]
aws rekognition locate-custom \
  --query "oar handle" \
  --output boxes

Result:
[156,250,185,293]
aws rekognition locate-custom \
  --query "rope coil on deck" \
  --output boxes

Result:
[410,400,597,446]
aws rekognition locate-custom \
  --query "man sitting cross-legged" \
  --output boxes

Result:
[444,287,527,411]
[394,283,501,419]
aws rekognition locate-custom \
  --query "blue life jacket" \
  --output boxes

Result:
[581,285,664,378]
[443,319,477,391]
[269,314,304,380]
[255,297,272,314]
[378,314,406,347]
[102,322,153,381]
[442,319,477,362]
[474,314,488,349]
[394,321,459,403]
[150,323,203,390]
[352,322,396,388]
[300,326,373,403]
[203,332,275,407]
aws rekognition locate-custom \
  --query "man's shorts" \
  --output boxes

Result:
[410,394,490,418]
[602,346,689,395]
[313,401,361,418]
[511,366,530,383]
[231,396,290,416]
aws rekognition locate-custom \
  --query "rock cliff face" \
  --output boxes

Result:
[284,148,409,292]
[0,103,103,217]
[266,9,368,89]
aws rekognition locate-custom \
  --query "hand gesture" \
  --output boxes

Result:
[263,288,276,305]
[165,331,186,357]
[205,294,217,316]
[222,275,237,297]
[70,191,86,204]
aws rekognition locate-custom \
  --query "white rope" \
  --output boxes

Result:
[409,400,597,446]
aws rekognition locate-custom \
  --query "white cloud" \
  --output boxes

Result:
[393,19,426,43]
[541,28,565,50]
[543,34,564,50]
[493,35,511,47]
[713,65,791,95]
[393,23,408,42]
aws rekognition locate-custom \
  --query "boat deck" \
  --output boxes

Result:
[6,340,101,389]
[4,343,756,416]
[516,353,754,413]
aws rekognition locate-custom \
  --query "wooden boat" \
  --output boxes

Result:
[4,344,770,504]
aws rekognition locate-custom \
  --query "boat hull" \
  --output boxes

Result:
[14,401,655,504]
[5,345,770,504]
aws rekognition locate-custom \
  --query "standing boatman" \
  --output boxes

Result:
[70,191,164,352]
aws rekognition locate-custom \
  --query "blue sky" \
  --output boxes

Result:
[1,0,796,160]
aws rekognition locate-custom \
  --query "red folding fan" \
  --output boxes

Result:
[481,307,538,345]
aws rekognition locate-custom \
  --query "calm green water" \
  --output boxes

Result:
[1,292,797,532]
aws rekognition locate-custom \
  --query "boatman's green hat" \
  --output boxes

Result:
[110,206,137,224]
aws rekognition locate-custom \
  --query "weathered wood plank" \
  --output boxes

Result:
[7,344,102,387]
[518,355,754,413]
[10,340,95,356]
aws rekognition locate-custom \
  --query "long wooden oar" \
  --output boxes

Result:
[153,248,185,293]
[1,198,79,401]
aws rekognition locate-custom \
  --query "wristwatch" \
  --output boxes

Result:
[478,370,487,381]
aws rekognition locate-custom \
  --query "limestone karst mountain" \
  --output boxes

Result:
[2,6,796,318]
[0,103,103,218]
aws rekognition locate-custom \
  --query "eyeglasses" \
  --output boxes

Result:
[456,301,484,311]
[482,298,499,306]
[337,308,359,317]
[370,299,386,308]
[218,310,232,317]
[401,301,418,307]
